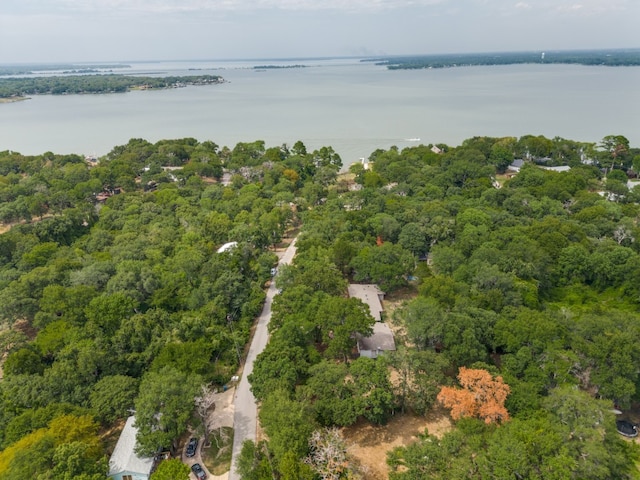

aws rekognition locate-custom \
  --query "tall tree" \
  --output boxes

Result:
[437,367,510,424]
[258,389,317,465]
[134,367,200,455]
[315,296,374,361]
[193,384,218,448]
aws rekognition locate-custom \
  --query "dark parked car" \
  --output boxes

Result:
[191,463,207,480]
[186,437,198,457]
[616,420,638,437]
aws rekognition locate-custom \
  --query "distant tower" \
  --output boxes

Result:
[541,52,545,61]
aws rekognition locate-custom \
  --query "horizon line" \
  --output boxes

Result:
[2,47,640,67]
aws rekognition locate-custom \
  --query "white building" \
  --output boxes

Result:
[217,241,238,253]
[108,416,154,480]
[541,165,571,172]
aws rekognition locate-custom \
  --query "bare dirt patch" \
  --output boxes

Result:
[13,319,38,341]
[0,213,58,234]
[383,286,417,319]
[382,286,417,341]
[341,408,451,480]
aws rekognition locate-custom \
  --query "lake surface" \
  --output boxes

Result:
[1,58,639,167]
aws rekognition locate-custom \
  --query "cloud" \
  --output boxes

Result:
[514,2,531,9]
[555,3,584,13]
[552,0,632,15]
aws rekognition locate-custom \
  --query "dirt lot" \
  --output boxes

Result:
[381,286,417,341]
[341,408,451,480]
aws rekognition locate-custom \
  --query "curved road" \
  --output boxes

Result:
[229,237,297,480]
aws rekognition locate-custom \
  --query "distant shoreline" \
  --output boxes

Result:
[0,74,224,100]
[366,49,640,70]
[0,96,28,103]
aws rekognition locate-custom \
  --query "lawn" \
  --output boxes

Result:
[201,427,234,475]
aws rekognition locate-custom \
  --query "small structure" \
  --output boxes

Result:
[348,284,395,358]
[506,159,525,175]
[348,284,385,321]
[95,187,122,203]
[431,145,442,154]
[108,416,154,480]
[217,241,238,253]
[85,155,99,166]
[541,165,571,173]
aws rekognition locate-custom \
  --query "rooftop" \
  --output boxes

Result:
[357,322,396,352]
[108,416,154,477]
[217,241,238,253]
[348,284,385,321]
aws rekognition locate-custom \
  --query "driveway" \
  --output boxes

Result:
[183,387,235,480]
[228,237,297,480]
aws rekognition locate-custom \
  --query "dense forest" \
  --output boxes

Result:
[1,133,640,479]
[240,134,640,479]
[0,75,223,98]
[369,49,640,69]
[0,137,341,479]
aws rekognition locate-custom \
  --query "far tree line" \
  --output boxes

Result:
[371,48,640,69]
[0,74,224,98]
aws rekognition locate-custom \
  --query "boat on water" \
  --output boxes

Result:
[405,138,421,142]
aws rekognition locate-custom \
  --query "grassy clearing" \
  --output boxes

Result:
[201,427,234,475]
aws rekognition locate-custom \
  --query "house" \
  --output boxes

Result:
[108,416,154,480]
[348,284,385,321]
[84,155,99,166]
[348,284,395,358]
[507,159,525,173]
[95,187,122,203]
[356,322,396,359]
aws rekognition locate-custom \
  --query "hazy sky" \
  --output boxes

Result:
[1,0,638,63]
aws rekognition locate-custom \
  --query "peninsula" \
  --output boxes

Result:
[0,74,224,99]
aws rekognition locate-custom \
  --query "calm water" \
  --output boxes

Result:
[1,58,639,166]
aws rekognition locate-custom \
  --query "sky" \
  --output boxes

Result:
[0,0,639,63]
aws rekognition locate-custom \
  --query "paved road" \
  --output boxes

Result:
[229,237,297,480]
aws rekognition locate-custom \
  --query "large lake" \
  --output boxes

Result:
[1,58,639,167]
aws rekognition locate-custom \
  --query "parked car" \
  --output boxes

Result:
[616,419,638,437]
[191,463,207,479]
[185,437,198,457]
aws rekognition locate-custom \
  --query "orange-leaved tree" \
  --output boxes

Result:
[437,367,510,424]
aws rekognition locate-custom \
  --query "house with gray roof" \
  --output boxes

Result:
[347,284,385,321]
[356,322,396,358]
[348,284,395,358]
[108,416,154,480]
